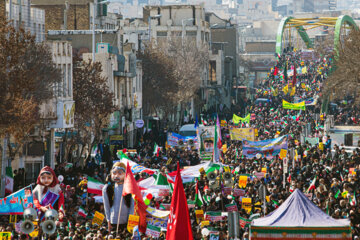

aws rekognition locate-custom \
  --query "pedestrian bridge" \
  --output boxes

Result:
[276,15,358,56]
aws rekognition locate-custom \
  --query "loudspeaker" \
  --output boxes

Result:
[23,208,37,221]
[223,172,233,187]
[41,220,56,235]
[41,209,58,235]
[207,171,217,181]
[20,220,34,234]
[207,171,219,189]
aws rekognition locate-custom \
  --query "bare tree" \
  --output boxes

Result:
[323,30,360,103]
[160,37,209,104]
[71,59,116,163]
[139,37,209,118]
[0,16,62,159]
[138,42,179,116]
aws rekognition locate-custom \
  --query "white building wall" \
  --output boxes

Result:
[49,41,73,101]
[6,0,45,43]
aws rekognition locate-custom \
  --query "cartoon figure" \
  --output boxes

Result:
[103,162,134,233]
[32,166,65,221]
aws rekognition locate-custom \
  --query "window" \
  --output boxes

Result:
[68,64,72,97]
[63,66,67,97]
[157,31,167,37]
[186,31,197,36]
[209,61,216,84]
[25,162,42,186]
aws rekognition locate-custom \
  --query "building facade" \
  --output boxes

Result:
[143,4,210,46]
[5,0,45,42]
[31,0,120,31]
[10,41,74,183]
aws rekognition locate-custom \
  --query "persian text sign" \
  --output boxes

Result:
[243,136,288,159]
[242,198,252,214]
[0,185,33,215]
[92,211,105,226]
[229,128,255,141]
[145,224,161,238]
[205,212,223,222]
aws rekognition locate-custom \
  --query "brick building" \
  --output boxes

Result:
[0,0,5,18]
[31,0,92,31]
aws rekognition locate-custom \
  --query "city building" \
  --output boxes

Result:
[10,40,74,183]
[0,0,5,17]
[4,0,45,42]
[83,42,142,148]
[31,0,120,31]
[206,12,239,106]
[292,0,338,13]
[143,4,210,46]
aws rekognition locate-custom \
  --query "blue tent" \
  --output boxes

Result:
[251,189,351,240]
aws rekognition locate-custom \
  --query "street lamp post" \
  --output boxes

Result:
[209,23,218,51]
[148,14,162,41]
[181,18,195,118]
[92,0,109,62]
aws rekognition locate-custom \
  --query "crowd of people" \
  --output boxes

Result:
[3,48,360,240]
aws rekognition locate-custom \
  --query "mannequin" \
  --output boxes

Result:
[32,166,64,221]
[103,162,134,233]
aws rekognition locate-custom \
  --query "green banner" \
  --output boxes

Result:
[283,100,305,110]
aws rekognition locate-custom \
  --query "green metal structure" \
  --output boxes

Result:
[275,15,358,56]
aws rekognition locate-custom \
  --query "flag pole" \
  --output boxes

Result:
[116,188,124,236]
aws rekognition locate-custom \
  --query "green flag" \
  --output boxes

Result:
[233,114,250,124]
[117,150,131,161]
[334,189,341,199]
[195,180,203,207]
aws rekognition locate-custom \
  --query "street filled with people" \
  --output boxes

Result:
[2,49,360,240]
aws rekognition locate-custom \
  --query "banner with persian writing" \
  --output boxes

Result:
[242,136,288,159]
[0,185,33,215]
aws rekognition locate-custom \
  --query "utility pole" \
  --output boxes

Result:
[1,136,8,197]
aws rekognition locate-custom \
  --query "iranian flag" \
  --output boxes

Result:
[350,193,357,206]
[78,206,87,217]
[195,180,203,208]
[306,176,317,193]
[118,150,131,161]
[272,200,279,209]
[154,173,174,190]
[213,115,222,162]
[87,177,104,195]
[5,167,13,195]
[154,143,160,157]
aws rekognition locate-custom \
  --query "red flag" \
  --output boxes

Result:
[292,65,297,87]
[166,162,193,240]
[273,66,278,76]
[123,162,147,233]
